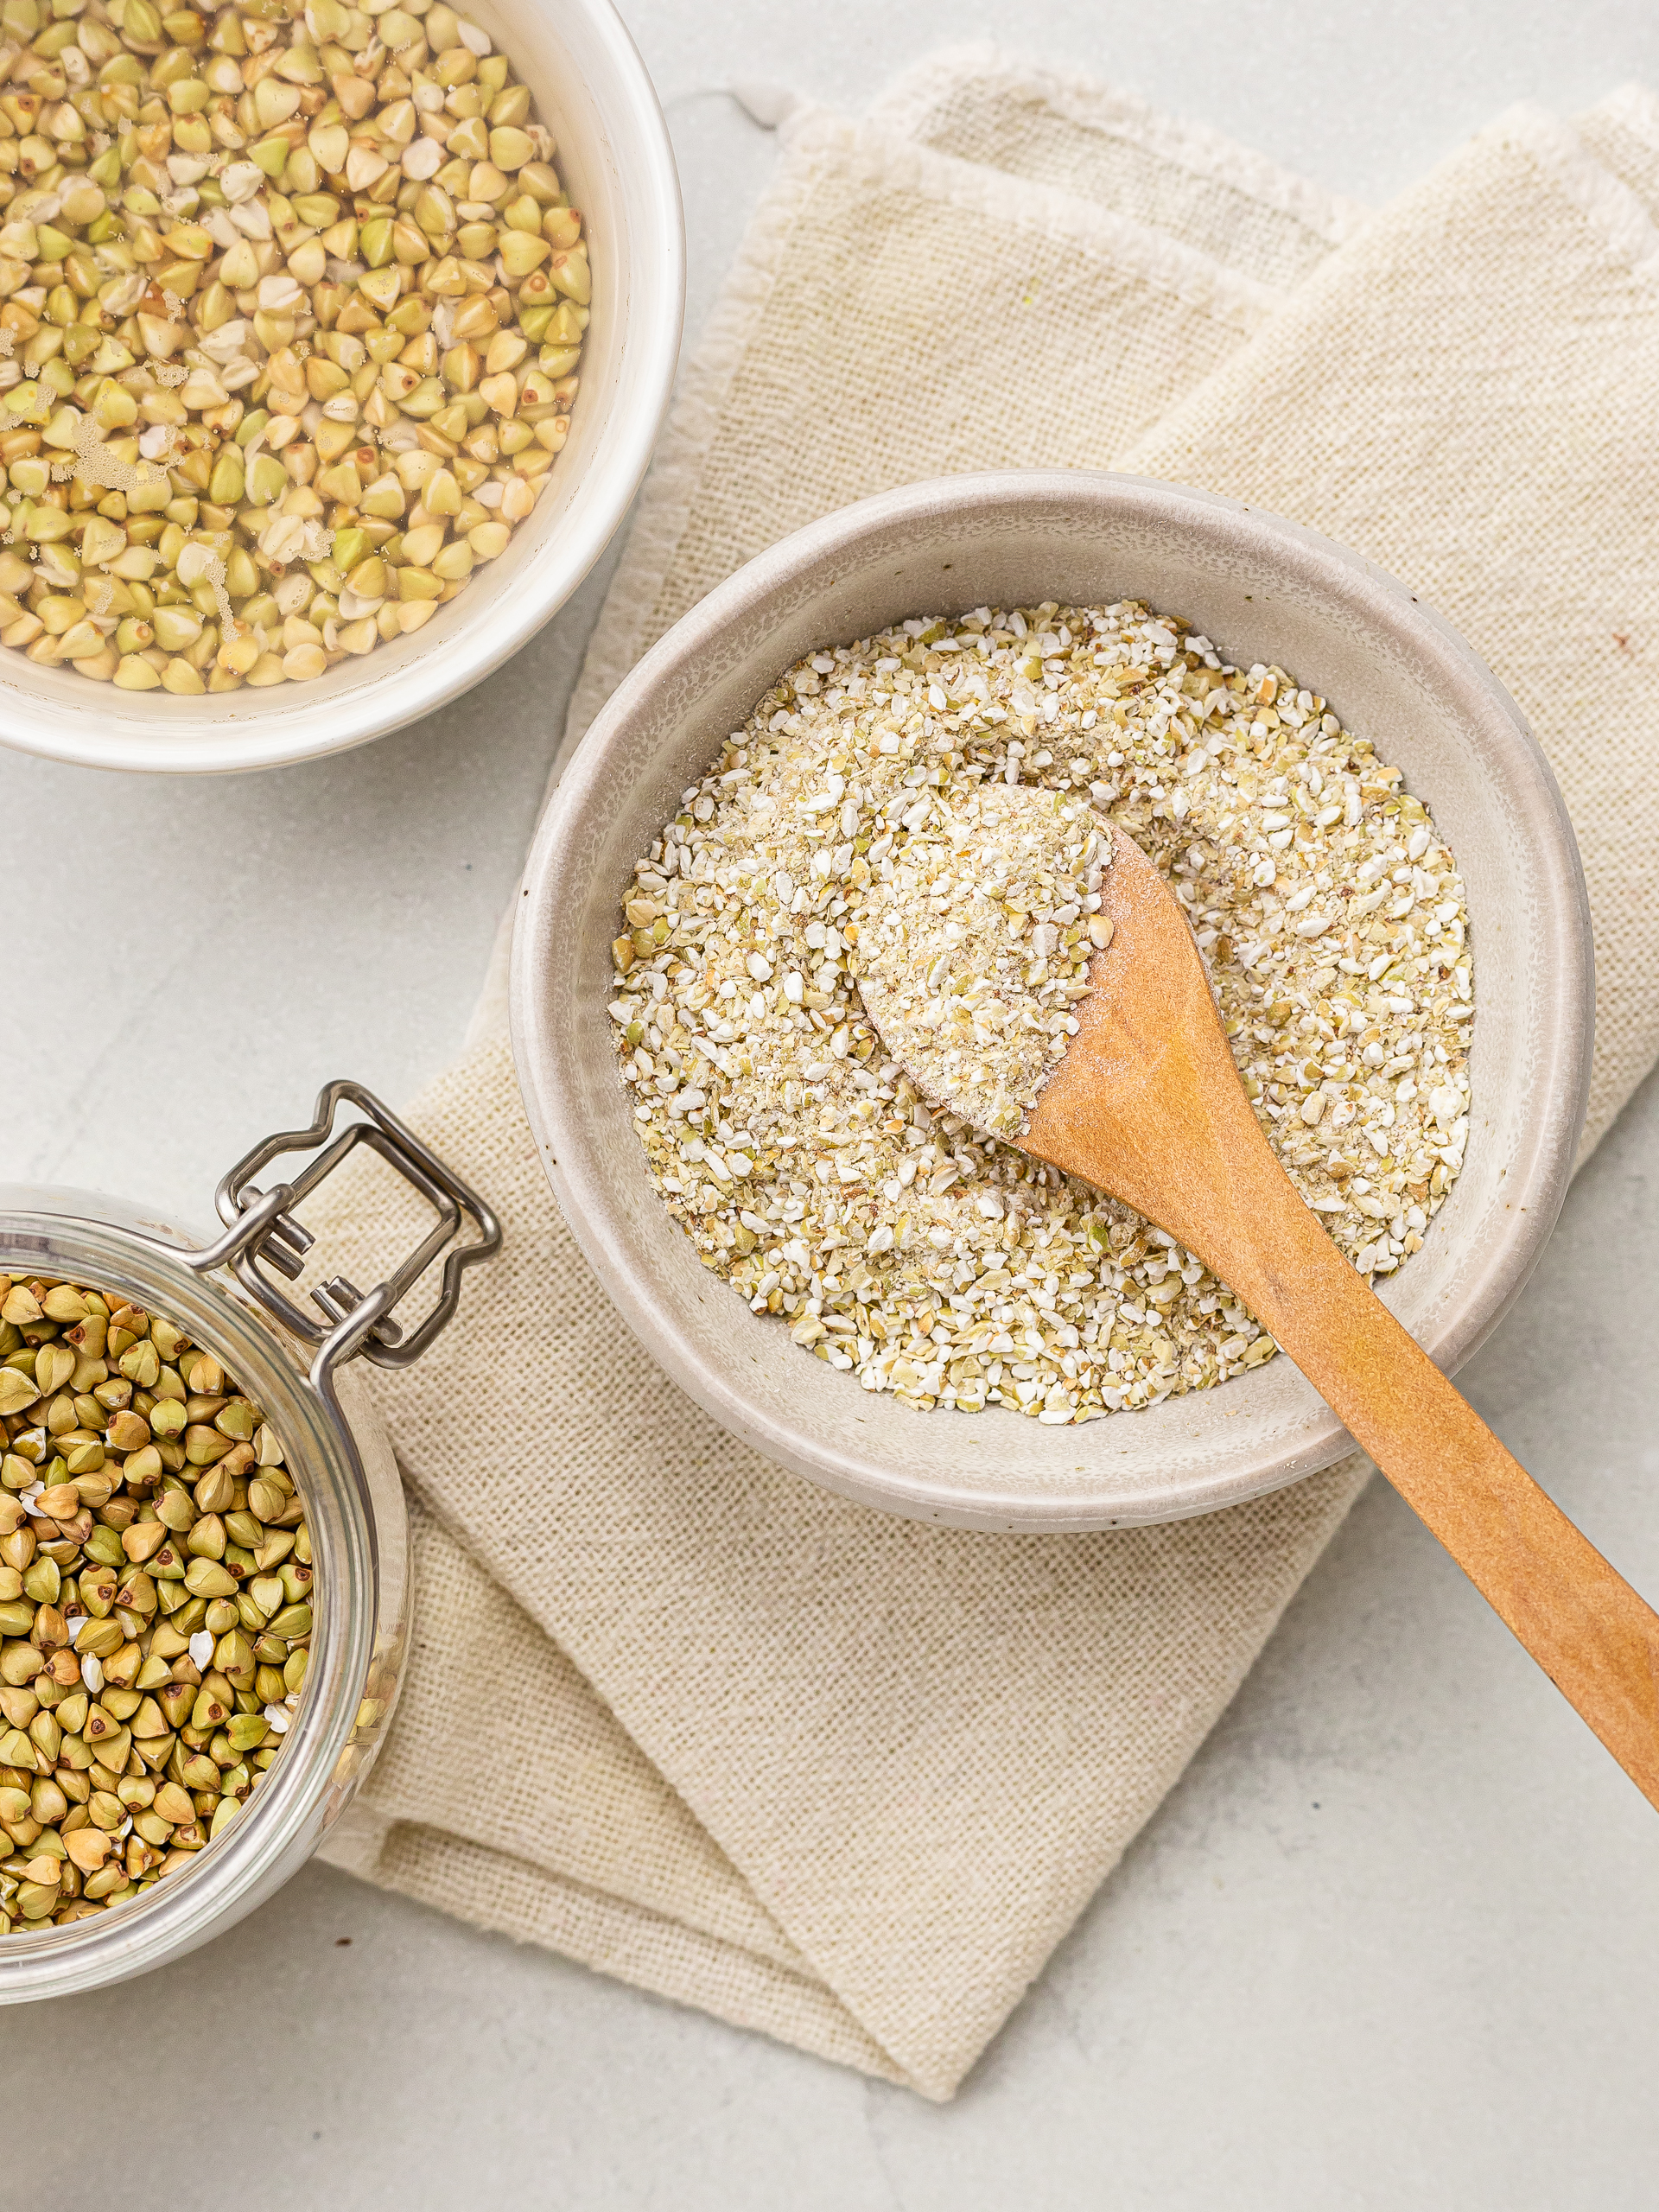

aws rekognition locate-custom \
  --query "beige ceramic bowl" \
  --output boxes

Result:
[0,0,683,775]
[511,473,1592,1531]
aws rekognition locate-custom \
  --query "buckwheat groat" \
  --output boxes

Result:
[0,1272,314,1928]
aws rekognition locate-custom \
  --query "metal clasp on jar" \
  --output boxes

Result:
[168,1078,499,1401]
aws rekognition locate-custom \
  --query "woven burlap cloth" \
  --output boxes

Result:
[302,54,1659,2099]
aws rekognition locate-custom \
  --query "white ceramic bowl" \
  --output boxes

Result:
[512,473,1593,1531]
[0,0,683,775]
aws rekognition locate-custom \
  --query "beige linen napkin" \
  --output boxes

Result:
[1120,86,1659,1157]
[868,43,1368,289]
[305,58,1659,2100]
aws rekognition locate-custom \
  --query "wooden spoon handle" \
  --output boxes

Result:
[1209,1155,1659,1808]
[1018,823,1657,1802]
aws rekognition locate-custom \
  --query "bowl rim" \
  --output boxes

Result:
[510,469,1594,1530]
[0,0,684,778]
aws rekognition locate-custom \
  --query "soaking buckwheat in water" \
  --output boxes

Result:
[0,0,588,695]
[609,602,1473,1424]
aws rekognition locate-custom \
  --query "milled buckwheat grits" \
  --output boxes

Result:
[608,602,1473,1423]
[855,779,1112,1141]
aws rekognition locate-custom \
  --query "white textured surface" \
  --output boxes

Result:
[3,1,1659,2198]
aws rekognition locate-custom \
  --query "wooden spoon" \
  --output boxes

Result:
[868,819,1659,1809]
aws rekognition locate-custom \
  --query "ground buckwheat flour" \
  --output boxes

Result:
[608,599,1472,1425]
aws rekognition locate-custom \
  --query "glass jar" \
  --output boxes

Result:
[0,1081,498,2000]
